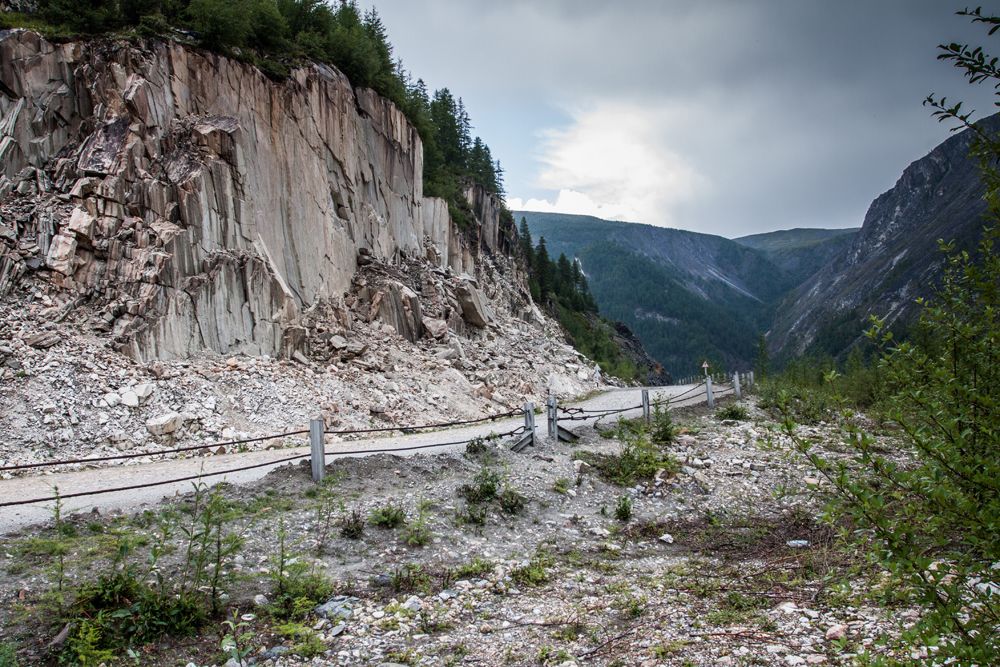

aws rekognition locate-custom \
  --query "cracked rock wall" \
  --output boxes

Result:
[0,30,504,360]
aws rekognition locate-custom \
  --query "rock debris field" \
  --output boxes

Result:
[0,398,920,666]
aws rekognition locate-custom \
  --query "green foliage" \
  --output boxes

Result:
[453,557,494,580]
[457,467,500,504]
[580,431,679,487]
[220,612,255,665]
[0,643,18,667]
[402,500,432,547]
[269,519,333,620]
[510,550,552,587]
[551,477,571,495]
[649,404,675,445]
[716,403,749,421]
[497,487,527,515]
[369,501,406,529]
[787,34,1000,656]
[338,507,365,539]
[614,495,633,522]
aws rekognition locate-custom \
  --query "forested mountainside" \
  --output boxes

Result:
[517,212,793,376]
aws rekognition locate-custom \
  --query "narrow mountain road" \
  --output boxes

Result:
[0,384,722,535]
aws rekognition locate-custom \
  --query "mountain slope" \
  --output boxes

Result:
[769,114,999,360]
[516,212,793,375]
[735,228,859,286]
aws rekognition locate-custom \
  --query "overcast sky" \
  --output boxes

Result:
[366,1,1000,237]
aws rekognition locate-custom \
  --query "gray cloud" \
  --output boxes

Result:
[368,0,1000,236]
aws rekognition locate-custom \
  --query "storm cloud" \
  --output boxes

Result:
[368,0,1000,236]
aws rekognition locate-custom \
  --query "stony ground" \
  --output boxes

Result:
[0,397,920,666]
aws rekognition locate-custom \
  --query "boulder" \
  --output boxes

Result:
[421,317,448,340]
[145,412,186,436]
[455,282,491,328]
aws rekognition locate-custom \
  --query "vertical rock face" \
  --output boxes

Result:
[0,30,508,360]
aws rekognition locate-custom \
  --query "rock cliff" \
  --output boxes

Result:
[0,29,512,361]
[768,114,999,359]
[0,30,616,465]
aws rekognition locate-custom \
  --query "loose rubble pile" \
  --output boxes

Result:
[0,399,918,665]
[0,251,606,472]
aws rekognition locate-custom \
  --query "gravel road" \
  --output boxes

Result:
[0,383,725,535]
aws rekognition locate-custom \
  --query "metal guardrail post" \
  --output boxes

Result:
[547,395,557,439]
[748,370,754,388]
[706,377,715,409]
[642,389,651,425]
[734,372,742,399]
[524,402,536,446]
[310,417,325,483]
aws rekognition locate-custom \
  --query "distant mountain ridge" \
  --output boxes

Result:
[768,113,999,359]
[734,228,859,287]
[516,212,796,375]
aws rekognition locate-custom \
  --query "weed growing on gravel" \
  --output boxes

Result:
[498,486,527,514]
[457,467,500,503]
[0,642,18,667]
[402,500,433,547]
[511,550,553,587]
[370,501,407,528]
[552,477,571,495]
[390,564,432,594]
[269,519,334,620]
[339,507,365,539]
[275,621,326,657]
[453,557,495,580]
[614,495,633,522]
[716,403,749,421]
[220,611,255,665]
[579,433,679,487]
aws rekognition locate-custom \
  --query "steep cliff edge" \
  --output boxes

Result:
[0,29,513,360]
[0,30,612,467]
[768,114,999,359]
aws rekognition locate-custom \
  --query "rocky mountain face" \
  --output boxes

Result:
[768,114,998,359]
[0,30,623,464]
[518,212,795,375]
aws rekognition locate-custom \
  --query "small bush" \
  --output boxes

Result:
[614,496,633,522]
[457,468,500,504]
[716,403,749,421]
[339,508,365,539]
[580,435,679,487]
[552,477,571,495]
[650,404,675,445]
[511,551,552,587]
[498,487,526,515]
[0,642,18,667]
[370,502,407,529]
[453,557,495,580]
[390,564,431,594]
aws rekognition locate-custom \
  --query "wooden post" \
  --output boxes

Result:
[309,417,325,483]
[642,389,651,425]
[547,395,557,439]
[706,377,715,409]
[734,372,742,399]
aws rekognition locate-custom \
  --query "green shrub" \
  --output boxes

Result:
[614,496,633,522]
[511,550,552,587]
[369,502,407,529]
[457,467,500,504]
[716,403,749,421]
[580,434,678,487]
[0,642,19,667]
[339,508,365,539]
[792,224,1000,663]
[650,404,675,445]
[402,501,432,547]
[498,487,526,515]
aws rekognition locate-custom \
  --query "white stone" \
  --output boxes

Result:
[121,390,140,408]
[145,412,186,436]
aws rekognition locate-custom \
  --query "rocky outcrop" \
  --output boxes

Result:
[768,113,999,359]
[0,30,513,361]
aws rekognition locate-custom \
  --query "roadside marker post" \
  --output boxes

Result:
[734,372,742,399]
[706,377,715,409]
[547,395,558,440]
[642,389,651,425]
[309,417,325,483]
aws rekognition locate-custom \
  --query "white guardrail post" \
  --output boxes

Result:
[734,372,742,399]
[310,417,325,483]
[706,376,715,409]
[524,402,536,446]
[642,389,651,425]
[547,395,557,440]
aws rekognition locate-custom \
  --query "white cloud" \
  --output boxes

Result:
[509,103,708,226]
